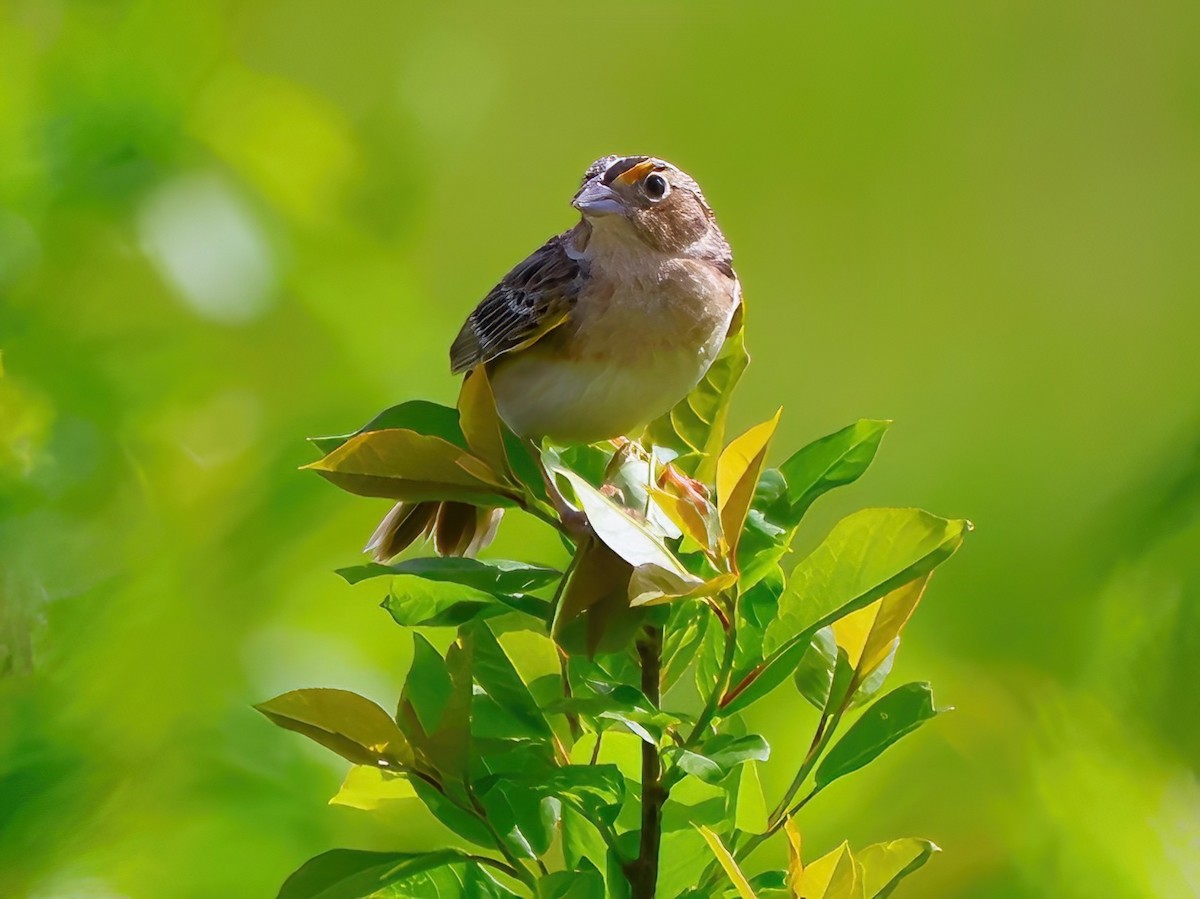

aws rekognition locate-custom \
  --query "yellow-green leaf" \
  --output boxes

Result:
[330,765,418,810]
[832,573,931,688]
[643,319,749,481]
[302,428,513,505]
[569,730,644,784]
[795,841,861,899]
[717,409,782,559]
[309,400,466,455]
[629,569,736,608]
[697,825,758,899]
[857,838,940,898]
[734,761,769,834]
[457,367,511,482]
[649,483,713,550]
[557,469,703,605]
[766,509,969,656]
[254,688,414,768]
[784,819,804,894]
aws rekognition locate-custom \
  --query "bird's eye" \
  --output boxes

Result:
[643,173,669,200]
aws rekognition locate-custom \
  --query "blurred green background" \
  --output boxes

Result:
[2,0,1197,896]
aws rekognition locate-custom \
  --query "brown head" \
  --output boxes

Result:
[572,156,729,259]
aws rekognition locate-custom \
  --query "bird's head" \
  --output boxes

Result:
[572,155,719,254]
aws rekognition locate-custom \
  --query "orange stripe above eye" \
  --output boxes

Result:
[614,160,656,185]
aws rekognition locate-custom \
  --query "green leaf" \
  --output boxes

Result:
[857,838,940,898]
[793,628,898,712]
[794,841,860,899]
[717,637,809,717]
[401,635,454,735]
[556,468,702,605]
[397,635,472,789]
[644,321,749,481]
[309,401,467,455]
[727,503,967,716]
[672,734,771,784]
[825,648,856,717]
[664,777,727,832]
[561,803,609,877]
[662,601,712,692]
[276,848,466,899]
[538,865,606,899]
[853,639,898,706]
[705,733,771,768]
[729,567,786,685]
[673,750,722,783]
[815,682,943,790]
[698,825,758,899]
[475,775,556,859]
[255,688,413,769]
[661,829,715,899]
[468,622,553,739]
[736,421,890,592]
[734,761,769,834]
[547,443,613,489]
[735,509,790,591]
[338,557,561,594]
[329,765,417,810]
[458,367,513,482]
[770,419,891,527]
[303,428,515,506]
[502,429,548,502]
[793,627,838,710]
[541,764,627,826]
[544,682,677,745]
[487,761,626,829]
[569,724,642,766]
[371,861,518,898]
[766,509,967,656]
[408,777,493,848]
[695,607,725,697]
[381,577,503,628]
[745,870,789,896]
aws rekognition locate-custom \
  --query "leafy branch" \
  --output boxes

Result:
[260,323,970,898]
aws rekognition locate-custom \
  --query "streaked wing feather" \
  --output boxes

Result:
[449,234,581,373]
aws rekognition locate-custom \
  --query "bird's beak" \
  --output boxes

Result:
[572,181,625,217]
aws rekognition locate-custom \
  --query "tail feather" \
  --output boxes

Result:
[366,501,502,561]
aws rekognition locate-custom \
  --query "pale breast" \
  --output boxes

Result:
[490,252,739,443]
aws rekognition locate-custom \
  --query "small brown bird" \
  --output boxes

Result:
[368,155,742,559]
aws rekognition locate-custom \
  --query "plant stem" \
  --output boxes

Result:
[724,785,820,884]
[767,705,841,828]
[683,594,738,747]
[693,700,841,893]
[466,786,540,892]
[626,625,665,899]
[467,854,527,884]
[561,795,623,861]
[405,769,538,893]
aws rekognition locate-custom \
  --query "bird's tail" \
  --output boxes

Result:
[365,501,503,561]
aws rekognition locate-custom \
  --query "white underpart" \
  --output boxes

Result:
[493,344,725,443]
[491,216,737,443]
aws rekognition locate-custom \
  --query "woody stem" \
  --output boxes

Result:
[625,625,665,899]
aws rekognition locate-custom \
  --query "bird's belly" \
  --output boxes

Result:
[491,342,719,443]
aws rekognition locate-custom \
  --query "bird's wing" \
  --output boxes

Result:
[449,233,581,374]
